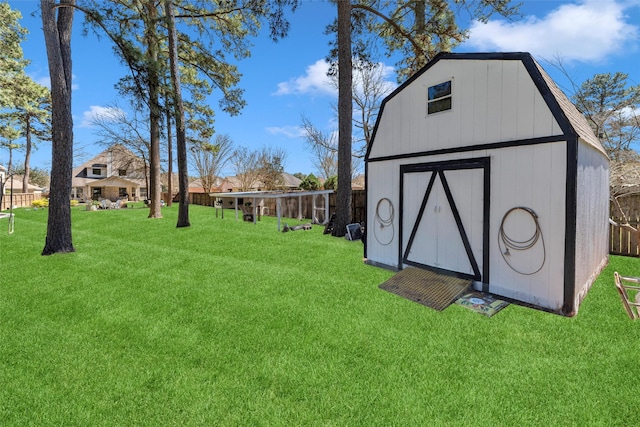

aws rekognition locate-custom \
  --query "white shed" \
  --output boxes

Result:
[365,52,609,316]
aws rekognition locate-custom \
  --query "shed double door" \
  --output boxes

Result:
[400,159,489,281]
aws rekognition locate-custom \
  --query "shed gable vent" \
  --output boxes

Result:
[428,80,452,114]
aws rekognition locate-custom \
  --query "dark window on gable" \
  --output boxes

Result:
[118,169,127,176]
[428,80,452,114]
[92,168,102,176]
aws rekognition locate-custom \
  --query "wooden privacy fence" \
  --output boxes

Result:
[190,190,366,224]
[609,217,639,257]
[1,193,37,210]
[613,195,640,219]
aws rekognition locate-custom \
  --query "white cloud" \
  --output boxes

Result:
[274,59,398,97]
[266,125,305,138]
[353,62,397,96]
[620,105,639,120]
[79,105,125,128]
[465,0,639,63]
[274,59,336,96]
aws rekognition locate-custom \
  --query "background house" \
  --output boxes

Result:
[365,52,609,316]
[3,174,44,194]
[1,166,47,210]
[72,145,147,202]
[215,172,302,193]
[0,167,44,194]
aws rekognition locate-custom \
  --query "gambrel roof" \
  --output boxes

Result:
[366,52,607,161]
[532,59,606,156]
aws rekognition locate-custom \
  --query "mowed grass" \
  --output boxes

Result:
[0,204,639,426]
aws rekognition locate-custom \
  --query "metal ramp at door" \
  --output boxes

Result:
[378,267,471,311]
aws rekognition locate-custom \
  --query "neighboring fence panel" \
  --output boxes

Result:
[189,193,215,207]
[612,195,640,219]
[609,217,639,257]
[1,193,37,210]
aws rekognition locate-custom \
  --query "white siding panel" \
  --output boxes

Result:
[532,79,561,137]
[489,143,567,310]
[516,63,536,139]
[499,61,519,141]
[529,142,566,307]
[574,142,609,311]
[447,62,465,147]
[485,61,504,144]
[453,62,472,144]
[366,161,401,268]
[470,62,489,144]
[409,87,427,154]
[368,111,391,159]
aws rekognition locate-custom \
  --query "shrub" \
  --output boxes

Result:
[300,173,320,191]
[324,175,337,190]
[70,199,79,206]
[32,199,49,208]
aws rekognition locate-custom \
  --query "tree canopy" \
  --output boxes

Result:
[0,2,29,109]
[190,133,234,193]
[0,1,51,196]
[572,72,640,161]
[327,0,519,82]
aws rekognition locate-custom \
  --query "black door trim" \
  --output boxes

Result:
[399,157,490,285]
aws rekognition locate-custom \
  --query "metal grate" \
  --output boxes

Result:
[379,267,471,311]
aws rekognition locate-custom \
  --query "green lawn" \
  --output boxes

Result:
[1,204,639,426]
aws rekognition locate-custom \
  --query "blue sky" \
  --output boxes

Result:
[4,0,640,176]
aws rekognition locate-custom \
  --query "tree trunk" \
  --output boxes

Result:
[165,104,173,207]
[334,0,353,237]
[145,2,162,219]
[142,153,149,201]
[40,0,75,255]
[8,145,13,177]
[165,0,190,227]
[413,0,426,58]
[23,118,32,194]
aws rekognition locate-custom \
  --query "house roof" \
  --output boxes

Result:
[88,176,142,188]
[2,174,43,192]
[281,172,302,188]
[352,174,365,190]
[366,52,607,160]
[219,173,302,191]
[72,144,146,178]
[187,177,225,193]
